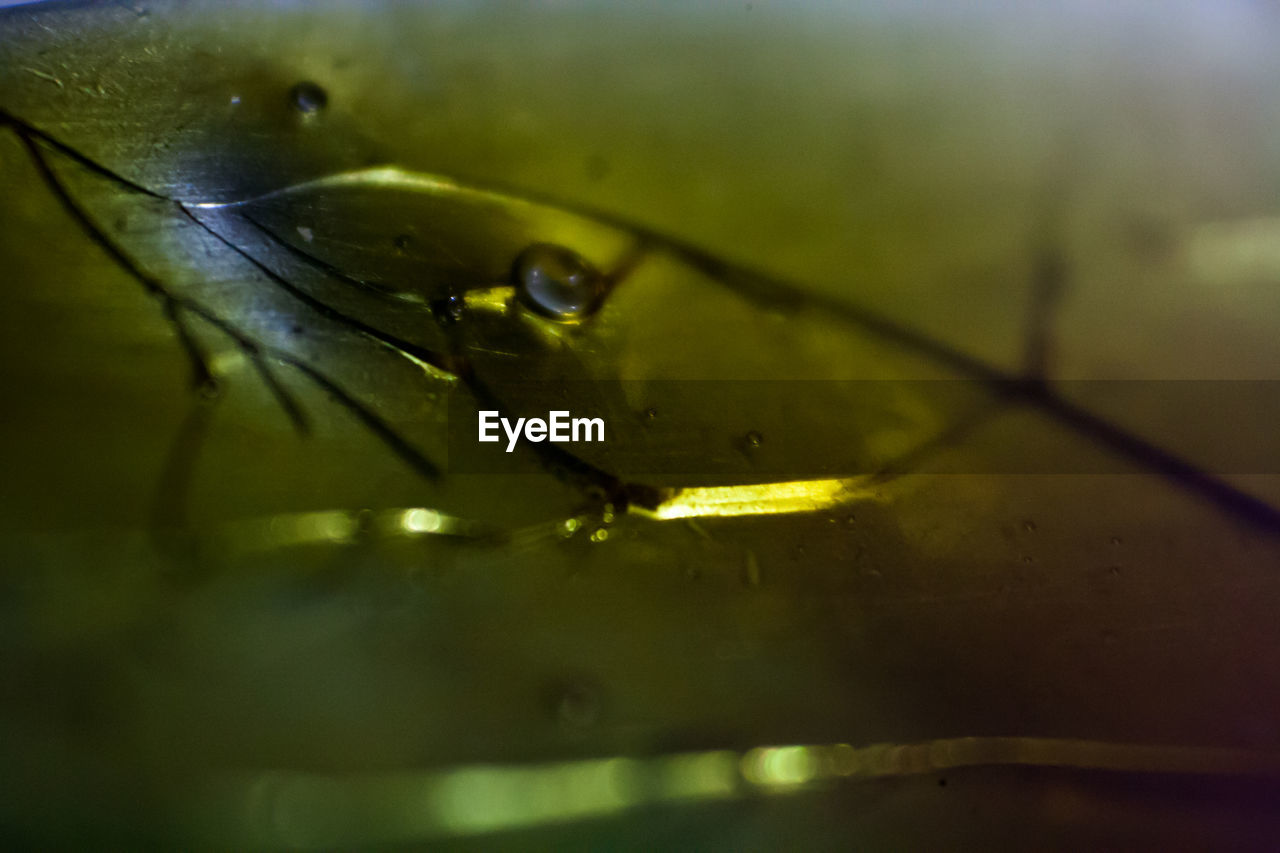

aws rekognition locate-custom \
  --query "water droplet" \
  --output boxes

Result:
[393,233,413,252]
[643,406,658,422]
[229,94,242,106]
[1022,519,1037,533]
[1021,555,1035,564]
[745,430,763,448]
[1110,536,1123,546]
[1106,564,1122,576]
[590,528,609,543]
[289,81,328,114]
[512,243,605,321]
[431,295,465,326]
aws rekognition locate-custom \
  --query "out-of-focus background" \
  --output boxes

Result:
[2,1,1280,848]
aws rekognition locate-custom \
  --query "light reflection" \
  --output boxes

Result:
[215,505,500,556]
[246,510,358,550]
[433,758,638,835]
[654,751,740,802]
[186,166,631,292]
[642,478,882,520]
[741,745,817,788]
[203,736,1280,848]
[197,732,1280,845]
[207,349,248,375]
[400,507,442,534]
[381,506,498,539]
[462,285,515,314]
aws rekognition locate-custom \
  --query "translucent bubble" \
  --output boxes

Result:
[513,243,605,321]
[289,81,328,114]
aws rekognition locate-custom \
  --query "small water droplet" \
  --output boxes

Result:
[1110,536,1123,546]
[559,517,581,539]
[198,377,221,400]
[431,295,465,326]
[289,81,328,114]
[1106,564,1122,576]
[1022,519,1037,533]
[393,233,413,252]
[745,430,763,448]
[1021,555,1035,564]
[512,243,605,321]
[643,406,658,422]
[590,528,609,543]
[229,94,242,106]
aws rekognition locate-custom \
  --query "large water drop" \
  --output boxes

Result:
[512,243,605,321]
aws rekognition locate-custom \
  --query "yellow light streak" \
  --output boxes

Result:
[462,285,515,314]
[639,477,882,520]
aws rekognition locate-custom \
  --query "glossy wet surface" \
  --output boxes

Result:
[2,1,1280,847]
